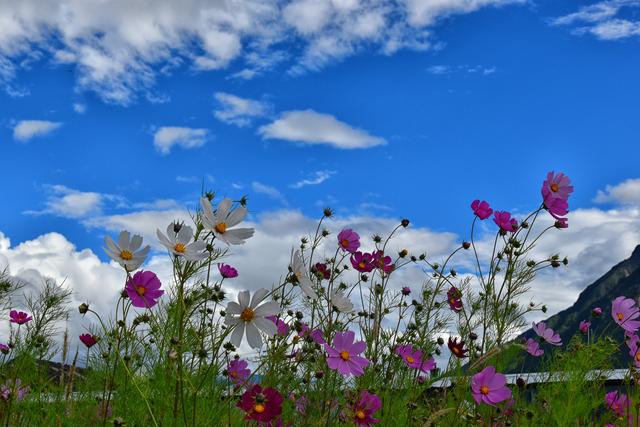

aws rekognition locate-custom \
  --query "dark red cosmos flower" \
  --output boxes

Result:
[237,384,283,423]
[79,334,98,348]
[373,250,394,274]
[448,337,468,359]
[313,263,331,280]
[447,287,463,312]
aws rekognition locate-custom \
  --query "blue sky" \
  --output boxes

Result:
[1,0,639,263]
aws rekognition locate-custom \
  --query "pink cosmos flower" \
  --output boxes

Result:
[541,171,573,202]
[298,323,326,344]
[218,263,238,278]
[372,250,394,273]
[471,200,493,220]
[493,211,518,233]
[350,252,375,273]
[592,307,603,317]
[447,286,463,312]
[79,334,98,348]
[605,391,630,418]
[227,358,251,386]
[0,344,9,354]
[9,310,32,325]
[125,270,164,308]
[237,384,283,423]
[401,287,411,296]
[626,335,640,368]
[0,379,29,402]
[395,345,436,373]
[612,296,640,332]
[532,322,562,346]
[325,331,369,377]
[338,229,360,253]
[471,366,512,407]
[266,316,289,336]
[579,320,590,334]
[295,395,308,415]
[525,338,544,357]
[352,390,381,426]
[544,196,569,220]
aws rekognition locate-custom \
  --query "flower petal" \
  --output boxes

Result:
[245,322,263,349]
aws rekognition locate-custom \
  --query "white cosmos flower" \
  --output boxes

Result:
[290,250,317,300]
[200,197,255,245]
[104,231,150,272]
[330,289,354,313]
[156,222,207,262]
[225,288,280,349]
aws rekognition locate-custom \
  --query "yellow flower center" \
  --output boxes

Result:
[356,410,366,420]
[120,250,133,260]
[358,262,366,269]
[240,308,255,322]
[254,403,265,414]
[406,356,414,364]
[174,243,186,253]
[136,285,146,296]
[617,312,624,321]
[295,271,302,280]
[452,347,460,355]
[550,183,559,193]
[341,239,350,248]
[215,222,227,234]
[340,351,350,361]
[230,371,238,378]
[636,352,640,362]
[480,385,490,395]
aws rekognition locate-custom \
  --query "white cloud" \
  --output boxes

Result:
[290,170,336,189]
[23,185,115,219]
[213,92,270,127]
[0,0,525,103]
[594,178,640,205]
[153,127,209,155]
[251,182,288,205]
[258,109,386,149]
[72,103,86,114]
[551,0,640,40]
[427,64,497,75]
[13,120,62,142]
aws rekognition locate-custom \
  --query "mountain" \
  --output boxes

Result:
[513,245,640,371]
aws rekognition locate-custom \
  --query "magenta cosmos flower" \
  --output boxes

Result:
[493,211,518,233]
[0,379,29,402]
[325,331,369,377]
[372,250,394,273]
[9,310,32,325]
[541,171,573,202]
[626,334,640,368]
[592,307,603,317]
[395,345,436,373]
[227,358,251,386]
[298,323,326,344]
[218,263,238,278]
[448,337,468,358]
[525,338,544,357]
[237,384,283,423]
[544,195,569,221]
[605,391,630,418]
[350,252,375,273]
[447,286,463,312]
[79,334,98,348]
[471,366,512,407]
[266,316,289,336]
[612,296,640,332]
[471,200,493,220]
[352,390,381,427]
[125,270,164,308]
[532,322,562,346]
[0,344,9,354]
[338,229,360,253]
[401,287,411,296]
[579,320,590,334]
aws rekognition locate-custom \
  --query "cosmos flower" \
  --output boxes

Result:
[579,320,590,334]
[352,390,381,426]
[125,270,164,308]
[493,211,518,233]
[448,337,468,359]
[544,196,569,221]
[313,262,331,280]
[395,345,436,373]
[447,286,463,312]
[337,229,360,253]
[401,287,411,296]
[532,322,562,346]
[330,289,354,313]
[541,171,573,202]
[104,231,150,271]
[605,391,630,418]
[290,250,318,299]
[266,316,289,336]
[156,222,207,261]
[372,250,394,274]
[218,263,238,278]
[79,334,98,348]
[200,197,254,245]
[9,310,32,325]
[298,323,326,344]
[0,379,29,402]
[525,338,544,357]
[471,366,512,407]
[592,307,603,317]
[227,358,251,386]
[0,344,9,354]
[611,296,640,333]
[225,289,280,349]
[626,335,640,368]
[350,251,375,273]
[471,200,493,220]
[325,331,369,377]
[237,384,283,423]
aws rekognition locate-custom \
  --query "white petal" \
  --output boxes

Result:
[226,301,243,315]
[200,197,215,229]
[299,276,318,300]
[224,314,240,326]
[166,223,175,239]
[104,235,120,254]
[253,301,280,317]
[136,246,151,258]
[245,322,263,349]
[250,288,269,309]
[177,225,193,244]
[254,317,277,337]
[129,234,143,252]
[118,231,131,250]
[157,230,174,248]
[230,322,245,347]
[216,198,232,221]
[238,290,250,308]
[225,206,247,228]
[222,228,254,245]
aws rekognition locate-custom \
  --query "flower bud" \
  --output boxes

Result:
[462,241,471,250]
[437,337,444,346]
[78,303,89,315]
[399,249,408,258]
[323,207,333,217]
[401,219,410,228]
[516,377,526,388]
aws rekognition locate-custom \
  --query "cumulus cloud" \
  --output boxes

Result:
[0,0,525,103]
[13,120,62,142]
[251,182,288,205]
[23,185,123,219]
[289,170,336,189]
[258,109,386,149]
[153,127,209,155]
[213,92,270,127]
[594,178,640,206]
[551,0,640,40]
